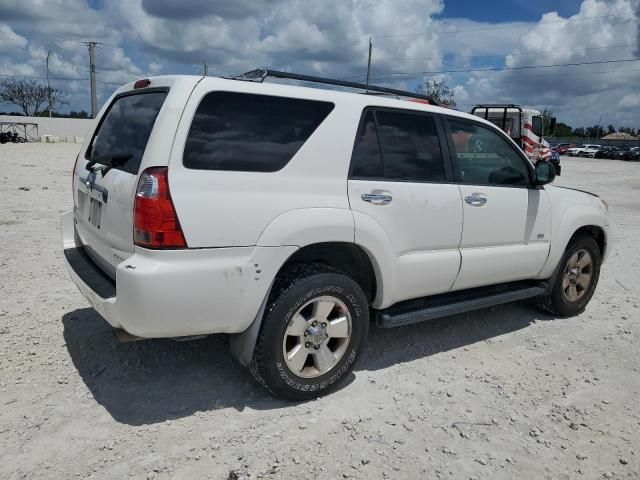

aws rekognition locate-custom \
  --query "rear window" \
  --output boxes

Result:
[86,91,168,175]
[183,92,334,172]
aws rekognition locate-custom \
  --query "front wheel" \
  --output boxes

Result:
[250,264,369,401]
[537,234,601,317]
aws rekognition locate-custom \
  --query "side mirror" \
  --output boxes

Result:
[549,117,556,136]
[535,160,556,186]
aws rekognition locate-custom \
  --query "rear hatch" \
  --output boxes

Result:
[73,84,173,278]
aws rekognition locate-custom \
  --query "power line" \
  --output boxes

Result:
[0,73,86,81]
[374,13,637,39]
[383,43,638,62]
[345,57,640,81]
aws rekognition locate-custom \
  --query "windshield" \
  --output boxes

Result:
[86,91,168,174]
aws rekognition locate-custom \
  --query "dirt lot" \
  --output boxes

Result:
[0,143,638,479]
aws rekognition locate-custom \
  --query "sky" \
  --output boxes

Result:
[0,0,638,128]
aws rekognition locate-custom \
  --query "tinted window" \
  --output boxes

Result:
[376,111,446,182]
[184,92,334,172]
[447,119,531,186]
[532,116,543,136]
[350,111,384,178]
[87,91,167,175]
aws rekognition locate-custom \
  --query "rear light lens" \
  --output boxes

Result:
[134,79,151,89]
[134,167,187,249]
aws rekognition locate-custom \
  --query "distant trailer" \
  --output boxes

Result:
[0,121,39,142]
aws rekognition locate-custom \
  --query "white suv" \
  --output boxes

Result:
[62,70,611,400]
[567,144,601,157]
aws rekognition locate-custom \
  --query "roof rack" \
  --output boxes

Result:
[472,104,522,109]
[229,69,438,106]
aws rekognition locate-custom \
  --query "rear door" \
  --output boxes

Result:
[443,116,551,291]
[74,87,171,277]
[348,108,463,305]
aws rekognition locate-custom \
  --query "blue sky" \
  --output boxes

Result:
[441,0,582,22]
[0,0,638,128]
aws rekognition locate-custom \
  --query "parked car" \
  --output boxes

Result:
[552,143,575,155]
[603,147,620,159]
[61,72,611,400]
[594,146,613,158]
[566,144,601,156]
[582,145,603,158]
[615,148,640,161]
[566,146,584,156]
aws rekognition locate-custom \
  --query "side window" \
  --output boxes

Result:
[447,119,531,186]
[376,111,446,182]
[183,92,334,172]
[350,111,384,178]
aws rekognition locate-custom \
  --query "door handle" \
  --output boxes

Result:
[464,194,487,206]
[362,193,392,205]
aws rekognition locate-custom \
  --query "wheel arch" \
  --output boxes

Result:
[278,242,379,304]
[568,225,606,258]
[230,241,382,367]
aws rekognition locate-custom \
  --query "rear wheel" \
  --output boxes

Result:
[537,235,601,317]
[250,263,369,400]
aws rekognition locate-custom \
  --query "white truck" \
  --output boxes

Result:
[471,104,560,174]
[62,70,611,400]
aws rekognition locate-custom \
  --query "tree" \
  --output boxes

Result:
[606,124,615,135]
[554,122,573,137]
[415,78,456,108]
[0,79,67,117]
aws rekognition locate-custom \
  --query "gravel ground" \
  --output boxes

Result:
[1,144,638,480]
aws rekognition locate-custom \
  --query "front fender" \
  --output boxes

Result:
[537,202,608,279]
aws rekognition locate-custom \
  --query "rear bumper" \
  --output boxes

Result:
[61,210,296,338]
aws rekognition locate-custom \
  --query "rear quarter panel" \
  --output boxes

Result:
[168,78,362,248]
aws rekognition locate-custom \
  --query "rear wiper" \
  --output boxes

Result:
[85,154,133,172]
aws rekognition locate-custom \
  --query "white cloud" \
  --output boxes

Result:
[0,23,27,49]
[0,0,638,128]
[618,93,640,108]
[456,0,640,126]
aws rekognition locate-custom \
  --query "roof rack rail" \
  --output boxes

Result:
[472,104,522,109]
[229,68,438,106]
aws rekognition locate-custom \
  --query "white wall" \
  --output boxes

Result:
[0,115,94,139]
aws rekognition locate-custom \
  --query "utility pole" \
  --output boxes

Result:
[203,62,208,76]
[366,37,372,91]
[84,41,99,118]
[46,49,52,118]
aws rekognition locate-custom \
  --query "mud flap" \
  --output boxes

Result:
[229,282,273,367]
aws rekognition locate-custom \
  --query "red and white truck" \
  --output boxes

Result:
[471,104,560,174]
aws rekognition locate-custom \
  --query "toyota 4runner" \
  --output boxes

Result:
[62,70,611,400]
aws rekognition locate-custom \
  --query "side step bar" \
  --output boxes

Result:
[377,282,547,328]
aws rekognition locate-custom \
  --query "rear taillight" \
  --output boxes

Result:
[134,167,187,249]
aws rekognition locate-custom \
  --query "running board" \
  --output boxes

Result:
[377,281,547,328]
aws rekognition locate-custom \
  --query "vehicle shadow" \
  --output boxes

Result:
[360,302,554,371]
[62,302,554,426]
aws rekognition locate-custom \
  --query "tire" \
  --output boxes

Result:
[536,234,601,317]
[250,263,369,401]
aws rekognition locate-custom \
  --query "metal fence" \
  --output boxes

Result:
[548,137,640,148]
